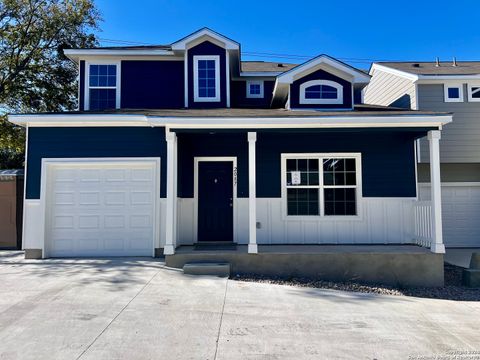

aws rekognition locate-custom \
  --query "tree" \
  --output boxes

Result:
[0,0,101,168]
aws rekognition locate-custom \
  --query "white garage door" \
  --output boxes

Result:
[45,160,158,257]
[420,184,480,247]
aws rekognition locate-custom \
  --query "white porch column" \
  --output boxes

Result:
[164,131,177,255]
[428,130,445,254]
[248,132,258,254]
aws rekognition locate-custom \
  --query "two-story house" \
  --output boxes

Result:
[8,28,452,286]
[364,61,480,248]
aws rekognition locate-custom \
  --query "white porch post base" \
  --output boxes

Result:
[430,243,445,254]
[163,244,175,255]
[248,243,258,254]
[248,132,258,254]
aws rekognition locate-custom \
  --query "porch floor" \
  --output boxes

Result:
[166,244,443,287]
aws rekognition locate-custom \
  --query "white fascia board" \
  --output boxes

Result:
[9,113,452,129]
[370,63,419,81]
[278,55,371,84]
[8,114,150,127]
[171,28,239,51]
[64,49,176,62]
[371,63,480,83]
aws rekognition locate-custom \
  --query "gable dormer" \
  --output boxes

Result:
[272,55,370,110]
[171,28,240,108]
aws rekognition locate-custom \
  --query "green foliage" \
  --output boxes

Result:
[0,0,101,168]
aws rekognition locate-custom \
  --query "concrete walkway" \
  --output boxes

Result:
[0,251,479,360]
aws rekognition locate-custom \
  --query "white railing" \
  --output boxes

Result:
[413,201,433,247]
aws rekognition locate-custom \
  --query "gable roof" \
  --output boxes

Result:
[376,61,480,76]
[171,27,239,50]
[277,54,371,84]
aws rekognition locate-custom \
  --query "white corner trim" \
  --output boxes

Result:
[84,60,121,111]
[193,157,237,243]
[299,80,343,105]
[246,80,264,98]
[193,55,221,102]
[443,83,464,103]
[467,83,480,102]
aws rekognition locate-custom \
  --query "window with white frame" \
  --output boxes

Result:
[284,155,359,216]
[299,80,343,105]
[87,64,119,111]
[193,55,220,102]
[468,84,480,102]
[444,84,464,102]
[246,80,264,98]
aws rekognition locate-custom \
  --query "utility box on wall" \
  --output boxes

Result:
[0,170,24,249]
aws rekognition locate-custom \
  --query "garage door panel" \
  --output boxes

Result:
[421,184,480,247]
[46,161,157,257]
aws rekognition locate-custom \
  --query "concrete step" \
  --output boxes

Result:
[183,262,230,277]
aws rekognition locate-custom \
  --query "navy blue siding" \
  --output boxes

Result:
[177,133,248,198]
[187,41,227,108]
[290,69,353,109]
[26,127,167,199]
[79,60,85,111]
[230,80,275,108]
[121,61,184,109]
[256,130,420,197]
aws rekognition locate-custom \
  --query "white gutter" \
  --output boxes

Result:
[8,113,452,129]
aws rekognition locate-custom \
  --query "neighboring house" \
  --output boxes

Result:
[8,28,451,285]
[364,61,480,247]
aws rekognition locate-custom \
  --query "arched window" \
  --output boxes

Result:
[299,80,343,105]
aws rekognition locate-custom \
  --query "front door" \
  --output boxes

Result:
[198,161,233,242]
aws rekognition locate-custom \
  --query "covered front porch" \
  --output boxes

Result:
[162,126,447,257]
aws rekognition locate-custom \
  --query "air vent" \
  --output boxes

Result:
[277,63,284,68]
[412,63,420,68]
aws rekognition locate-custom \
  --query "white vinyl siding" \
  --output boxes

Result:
[418,84,480,163]
[363,69,417,109]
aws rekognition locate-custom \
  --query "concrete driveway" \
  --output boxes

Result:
[0,251,479,360]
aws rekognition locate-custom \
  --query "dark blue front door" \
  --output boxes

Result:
[198,161,233,242]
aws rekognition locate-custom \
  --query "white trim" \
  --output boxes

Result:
[299,80,343,105]
[39,157,160,258]
[193,55,221,102]
[184,49,189,108]
[280,153,363,221]
[443,83,464,102]
[21,126,29,250]
[427,130,445,254]
[65,49,174,57]
[278,55,370,84]
[171,28,239,51]
[8,113,453,129]
[193,157,237,243]
[84,60,121,111]
[467,83,480,102]
[247,133,257,253]
[226,50,231,107]
[369,63,419,82]
[165,132,177,255]
[246,80,264,99]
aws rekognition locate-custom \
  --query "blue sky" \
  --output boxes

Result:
[95,0,480,68]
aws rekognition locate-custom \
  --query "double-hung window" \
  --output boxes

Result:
[87,63,119,111]
[283,154,360,217]
[193,55,220,102]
